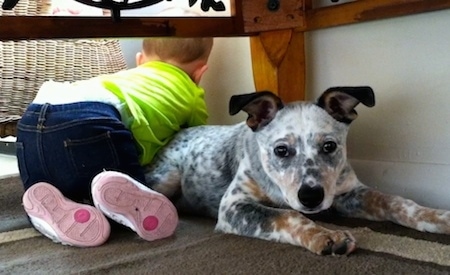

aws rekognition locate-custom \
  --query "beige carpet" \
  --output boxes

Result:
[1,176,450,274]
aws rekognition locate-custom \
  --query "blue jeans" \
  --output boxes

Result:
[16,102,145,203]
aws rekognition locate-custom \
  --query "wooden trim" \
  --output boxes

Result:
[0,16,249,40]
[240,0,304,33]
[302,0,450,31]
[1,1,450,39]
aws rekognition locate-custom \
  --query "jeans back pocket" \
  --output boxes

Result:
[65,131,120,178]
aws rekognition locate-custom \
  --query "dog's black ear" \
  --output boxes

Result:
[317,86,375,124]
[229,91,284,131]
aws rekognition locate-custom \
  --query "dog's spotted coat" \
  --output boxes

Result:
[145,87,450,255]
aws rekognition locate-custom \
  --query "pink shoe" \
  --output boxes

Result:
[22,182,110,247]
[91,171,178,241]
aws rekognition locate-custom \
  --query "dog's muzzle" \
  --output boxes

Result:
[298,184,324,209]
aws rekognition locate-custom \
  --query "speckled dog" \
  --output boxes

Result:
[145,87,450,255]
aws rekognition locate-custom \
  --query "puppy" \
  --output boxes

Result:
[145,87,450,255]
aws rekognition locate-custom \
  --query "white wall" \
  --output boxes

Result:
[200,38,255,124]
[120,8,450,210]
[306,9,450,210]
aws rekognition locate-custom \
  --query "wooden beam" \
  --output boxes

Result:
[0,0,309,40]
[0,16,248,40]
[250,29,306,102]
[2,1,450,39]
[239,0,304,33]
[302,0,450,31]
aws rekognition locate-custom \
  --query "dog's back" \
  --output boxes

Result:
[145,122,247,217]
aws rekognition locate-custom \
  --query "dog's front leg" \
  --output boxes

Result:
[216,186,356,255]
[334,185,450,234]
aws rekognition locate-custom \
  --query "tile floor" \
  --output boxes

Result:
[0,154,19,179]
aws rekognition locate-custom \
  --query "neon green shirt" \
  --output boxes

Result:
[101,61,208,165]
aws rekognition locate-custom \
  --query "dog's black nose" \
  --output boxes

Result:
[298,184,324,209]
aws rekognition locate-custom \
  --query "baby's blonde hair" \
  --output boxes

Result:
[142,37,213,64]
[142,7,213,64]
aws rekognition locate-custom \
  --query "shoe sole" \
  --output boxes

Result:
[22,182,110,247]
[91,171,178,241]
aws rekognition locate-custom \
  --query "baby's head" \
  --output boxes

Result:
[136,8,214,84]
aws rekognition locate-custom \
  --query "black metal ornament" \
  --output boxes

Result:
[2,0,20,10]
[1,0,227,22]
[74,0,166,22]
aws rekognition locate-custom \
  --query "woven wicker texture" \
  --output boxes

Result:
[0,0,127,137]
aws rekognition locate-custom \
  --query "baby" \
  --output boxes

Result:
[17,33,214,247]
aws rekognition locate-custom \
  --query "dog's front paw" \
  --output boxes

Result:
[308,230,356,256]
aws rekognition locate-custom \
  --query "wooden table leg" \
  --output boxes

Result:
[250,29,306,102]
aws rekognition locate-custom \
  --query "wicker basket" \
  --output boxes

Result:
[0,0,128,137]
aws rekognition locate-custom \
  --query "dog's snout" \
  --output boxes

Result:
[298,184,324,209]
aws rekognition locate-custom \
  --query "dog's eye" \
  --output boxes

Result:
[322,141,337,154]
[274,145,290,158]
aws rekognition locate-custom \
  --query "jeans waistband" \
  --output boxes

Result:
[24,101,120,118]
[19,102,122,131]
